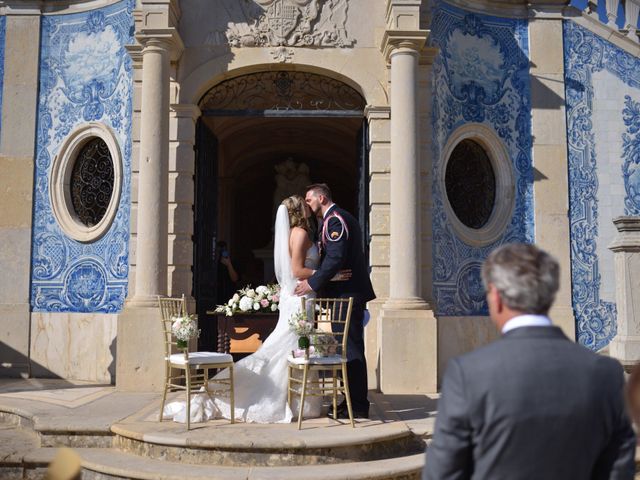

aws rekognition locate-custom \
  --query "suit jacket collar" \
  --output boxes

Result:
[502,325,568,341]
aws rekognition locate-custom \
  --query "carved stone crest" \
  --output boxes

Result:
[211,0,353,49]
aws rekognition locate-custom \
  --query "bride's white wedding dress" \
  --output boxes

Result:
[163,206,321,424]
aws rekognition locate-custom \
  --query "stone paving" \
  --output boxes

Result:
[0,378,436,479]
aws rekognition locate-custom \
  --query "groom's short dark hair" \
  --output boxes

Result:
[306,183,332,200]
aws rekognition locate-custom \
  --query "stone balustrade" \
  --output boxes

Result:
[577,0,640,41]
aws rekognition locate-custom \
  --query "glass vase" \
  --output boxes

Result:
[176,339,188,349]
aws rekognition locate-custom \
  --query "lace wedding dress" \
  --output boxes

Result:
[163,206,321,424]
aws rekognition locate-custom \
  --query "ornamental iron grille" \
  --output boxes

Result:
[445,139,496,229]
[199,71,365,113]
[70,137,114,227]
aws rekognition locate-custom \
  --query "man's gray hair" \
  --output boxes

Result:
[481,243,560,315]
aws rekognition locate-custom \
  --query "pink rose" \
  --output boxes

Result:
[260,299,269,308]
[272,294,279,303]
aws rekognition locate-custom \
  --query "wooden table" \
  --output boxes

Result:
[207,312,279,355]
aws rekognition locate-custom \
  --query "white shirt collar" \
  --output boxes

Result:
[502,314,552,334]
[323,203,336,219]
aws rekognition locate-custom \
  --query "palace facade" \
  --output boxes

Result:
[1,0,640,392]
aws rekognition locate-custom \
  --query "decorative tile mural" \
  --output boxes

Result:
[430,2,534,315]
[564,20,640,350]
[30,0,134,313]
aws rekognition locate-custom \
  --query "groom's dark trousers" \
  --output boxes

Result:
[308,205,375,413]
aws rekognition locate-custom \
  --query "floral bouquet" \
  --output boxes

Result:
[214,284,280,316]
[288,310,315,351]
[171,314,200,349]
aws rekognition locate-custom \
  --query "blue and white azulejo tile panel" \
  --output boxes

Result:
[429,1,534,316]
[30,0,134,313]
[564,20,640,350]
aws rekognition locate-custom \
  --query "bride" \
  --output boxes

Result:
[164,194,323,423]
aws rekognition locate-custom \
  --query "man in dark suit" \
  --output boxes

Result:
[294,183,376,418]
[424,243,636,480]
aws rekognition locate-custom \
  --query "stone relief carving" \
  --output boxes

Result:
[204,0,353,48]
[273,158,311,215]
[270,45,295,62]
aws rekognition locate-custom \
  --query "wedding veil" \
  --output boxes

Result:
[274,204,295,296]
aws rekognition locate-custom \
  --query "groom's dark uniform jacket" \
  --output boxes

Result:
[307,204,374,412]
[308,204,375,306]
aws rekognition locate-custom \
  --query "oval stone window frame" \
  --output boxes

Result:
[440,124,515,247]
[50,123,122,243]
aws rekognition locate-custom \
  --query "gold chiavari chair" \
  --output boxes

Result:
[158,295,235,430]
[287,297,354,429]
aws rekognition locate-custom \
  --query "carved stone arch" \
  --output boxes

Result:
[198,69,366,113]
[179,56,388,107]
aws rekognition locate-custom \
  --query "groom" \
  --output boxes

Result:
[294,183,376,418]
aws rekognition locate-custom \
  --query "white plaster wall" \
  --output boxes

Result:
[592,69,636,303]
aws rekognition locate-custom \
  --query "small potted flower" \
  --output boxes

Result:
[288,310,314,356]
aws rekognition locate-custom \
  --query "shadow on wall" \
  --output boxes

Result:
[0,341,62,381]
[529,64,566,111]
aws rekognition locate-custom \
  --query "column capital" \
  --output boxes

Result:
[380,30,428,64]
[170,103,202,121]
[609,216,640,252]
[125,44,144,69]
[136,28,184,62]
[365,105,391,120]
[1,1,41,15]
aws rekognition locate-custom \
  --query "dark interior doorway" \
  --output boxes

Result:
[193,71,368,352]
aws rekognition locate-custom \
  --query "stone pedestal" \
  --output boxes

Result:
[116,306,165,392]
[608,216,640,368]
[379,308,437,393]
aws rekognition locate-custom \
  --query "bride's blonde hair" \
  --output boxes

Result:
[281,195,310,232]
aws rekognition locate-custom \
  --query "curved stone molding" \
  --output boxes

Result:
[440,124,515,247]
[199,70,366,112]
[49,123,122,243]
[203,0,353,49]
[430,3,534,316]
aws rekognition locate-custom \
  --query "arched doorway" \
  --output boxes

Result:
[193,70,368,351]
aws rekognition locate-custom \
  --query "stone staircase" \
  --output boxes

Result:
[0,395,428,480]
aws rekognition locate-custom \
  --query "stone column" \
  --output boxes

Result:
[377,0,438,393]
[116,21,184,391]
[0,4,42,378]
[608,217,640,369]
[387,43,428,307]
[129,38,171,307]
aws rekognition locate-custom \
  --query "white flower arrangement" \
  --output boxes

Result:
[288,310,314,337]
[171,314,200,348]
[214,284,280,316]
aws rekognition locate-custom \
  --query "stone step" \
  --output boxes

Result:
[80,448,425,480]
[0,409,113,448]
[112,417,424,467]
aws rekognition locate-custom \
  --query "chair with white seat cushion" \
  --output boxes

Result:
[287,296,354,429]
[158,295,234,430]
